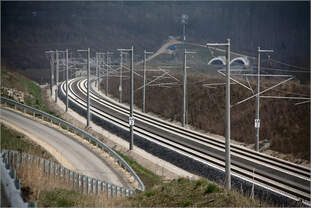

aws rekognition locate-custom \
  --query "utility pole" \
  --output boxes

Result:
[143,50,153,113]
[117,49,129,103]
[55,49,59,103]
[54,50,66,103]
[95,53,98,88]
[96,52,105,91]
[182,49,196,127]
[225,39,231,190]
[255,47,273,151]
[45,51,55,96]
[206,39,231,190]
[130,46,134,150]
[77,48,91,127]
[56,50,59,85]
[119,51,123,103]
[181,14,188,42]
[117,47,134,150]
[65,49,69,112]
[105,51,113,96]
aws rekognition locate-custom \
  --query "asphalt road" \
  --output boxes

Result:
[1,108,127,187]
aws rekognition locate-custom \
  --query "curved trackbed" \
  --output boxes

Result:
[65,78,310,204]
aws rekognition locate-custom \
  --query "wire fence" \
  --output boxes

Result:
[0,151,36,207]
[1,150,134,198]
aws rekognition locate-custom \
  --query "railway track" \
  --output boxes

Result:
[60,78,310,205]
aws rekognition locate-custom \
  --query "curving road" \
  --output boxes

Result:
[1,107,128,188]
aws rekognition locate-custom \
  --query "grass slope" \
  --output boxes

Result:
[1,63,59,116]
[1,124,55,161]
[120,178,261,207]
[116,151,161,189]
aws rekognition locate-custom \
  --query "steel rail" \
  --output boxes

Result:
[83,79,309,178]
[64,78,309,203]
[75,80,310,192]
[74,79,309,193]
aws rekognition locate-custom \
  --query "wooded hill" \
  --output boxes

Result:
[1,1,310,83]
[105,71,310,161]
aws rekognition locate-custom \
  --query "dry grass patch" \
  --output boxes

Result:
[118,178,262,207]
[15,162,122,207]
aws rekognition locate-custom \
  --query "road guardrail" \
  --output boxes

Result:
[1,151,36,207]
[1,96,145,192]
[2,150,135,197]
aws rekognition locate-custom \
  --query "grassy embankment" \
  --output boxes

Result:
[1,124,55,161]
[1,63,57,116]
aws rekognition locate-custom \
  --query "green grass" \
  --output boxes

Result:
[113,152,262,207]
[23,79,47,111]
[115,150,162,189]
[1,64,62,119]
[1,124,55,161]
[123,178,261,207]
[1,65,48,112]
[38,189,80,207]
[204,183,220,194]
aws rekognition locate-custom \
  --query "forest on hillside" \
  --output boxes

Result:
[104,71,310,160]
[1,1,310,83]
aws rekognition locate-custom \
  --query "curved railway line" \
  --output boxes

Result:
[59,78,310,205]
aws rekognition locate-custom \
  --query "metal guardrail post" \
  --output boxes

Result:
[72,172,75,190]
[91,178,94,194]
[95,179,99,195]
[101,182,104,193]
[81,175,84,193]
[67,169,70,184]
[106,184,110,198]
[86,177,89,194]
[48,161,51,178]
[1,154,36,207]
[53,163,56,181]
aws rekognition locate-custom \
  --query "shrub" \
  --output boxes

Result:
[144,190,156,197]
[194,178,206,189]
[183,200,192,207]
[204,183,220,194]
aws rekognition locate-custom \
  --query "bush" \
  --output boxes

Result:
[204,183,220,194]
[177,177,188,184]
[144,190,156,197]
[183,200,192,207]
[194,178,206,189]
